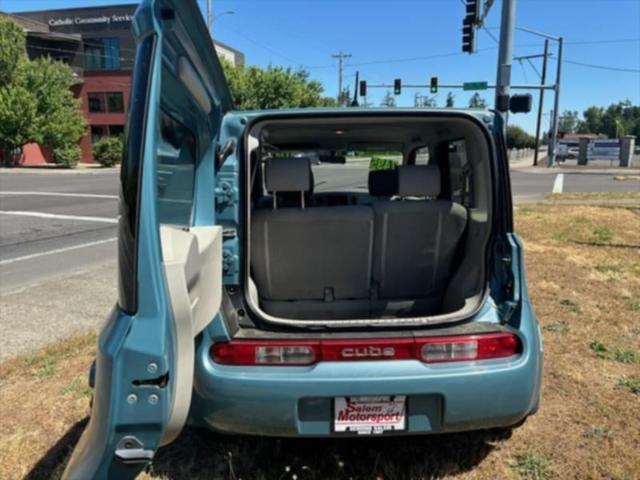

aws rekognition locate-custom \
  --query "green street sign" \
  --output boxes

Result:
[463,81,488,91]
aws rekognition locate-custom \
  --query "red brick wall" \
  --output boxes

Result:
[19,71,131,165]
[77,71,131,163]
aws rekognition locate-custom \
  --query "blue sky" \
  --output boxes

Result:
[3,0,640,133]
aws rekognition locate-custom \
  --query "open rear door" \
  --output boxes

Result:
[63,1,231,478]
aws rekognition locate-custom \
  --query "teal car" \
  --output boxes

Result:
[63,1,543,478]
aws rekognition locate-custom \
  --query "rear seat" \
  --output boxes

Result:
[251,158,374,318]
[251,161,468,320]
[372,165,468,312]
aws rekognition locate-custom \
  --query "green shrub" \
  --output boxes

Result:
[92,135,123,167]
[369,156,398,171]
[52,143,80,168]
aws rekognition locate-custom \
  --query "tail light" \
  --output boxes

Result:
[418,333,521,363]
[211,333,521,366]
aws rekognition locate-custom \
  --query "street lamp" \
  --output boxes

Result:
[207,9,234,37]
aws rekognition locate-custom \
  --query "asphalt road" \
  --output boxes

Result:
[0,166,638,292]
[0,171,119,292]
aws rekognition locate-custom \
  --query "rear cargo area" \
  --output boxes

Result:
[244,114,495,327]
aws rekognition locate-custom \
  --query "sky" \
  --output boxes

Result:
[2,0,640,133]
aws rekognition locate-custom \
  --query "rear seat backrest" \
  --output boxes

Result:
[252,158,374,303]
[373,165,468,300]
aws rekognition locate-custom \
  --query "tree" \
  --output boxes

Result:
[0,18,25,87]
[445,92,455,108]
[468,93,488,109]
[381,91,396,107]
[220,59,337,109]
[577,100,640,138]
[21,58,85,153]
[0,85,39,156]
[506,125,536,149]
[0,18,86,167]
[337,87,351,107]
[558,110,579,134]
[413,93,436,108]
[93,135,123,167]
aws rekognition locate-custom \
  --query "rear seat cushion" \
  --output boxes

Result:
[373,165,467,300]
[252,206,374,301]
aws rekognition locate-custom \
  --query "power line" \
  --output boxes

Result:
[562,59,640,73]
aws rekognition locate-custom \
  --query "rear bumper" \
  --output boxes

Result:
[190,304,542,436]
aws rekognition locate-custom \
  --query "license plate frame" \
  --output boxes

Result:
[333,395,407,435]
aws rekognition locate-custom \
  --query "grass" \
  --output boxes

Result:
[588,341,638,364]
[583,426,613,440]
[616,376,640,395]
[545,191,640,202]
[509,453,552,480]
[2,202,640,480]
[542,321,569,335]
[590,226,614,243]
[559,298,581,314]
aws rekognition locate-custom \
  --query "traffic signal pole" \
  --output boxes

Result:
[533,39,549,167]
[549,37,563,167]
[494,0,516,126]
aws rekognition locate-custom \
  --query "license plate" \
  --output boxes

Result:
[334,396,406,434]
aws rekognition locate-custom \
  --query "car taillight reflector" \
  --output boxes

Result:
[211,341,318,365]
[419,333,521,363]
[211,333,521,366]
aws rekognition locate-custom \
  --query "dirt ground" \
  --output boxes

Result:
[1,200,639,480]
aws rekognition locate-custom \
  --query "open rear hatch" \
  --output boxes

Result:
[240,112,500,330]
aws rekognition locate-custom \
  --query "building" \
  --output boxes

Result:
[4,4,244,164]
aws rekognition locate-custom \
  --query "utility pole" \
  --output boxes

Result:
[332,51,352,104]
[207,0,212,36]
[494,0,516,126]
[533,39,549,166]
[549,37,564,167]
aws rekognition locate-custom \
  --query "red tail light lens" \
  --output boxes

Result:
[211,333,521,366]
[212,341,319,365]
[418,333,521,363]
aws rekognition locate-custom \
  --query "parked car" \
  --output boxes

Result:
[62,1,543,478]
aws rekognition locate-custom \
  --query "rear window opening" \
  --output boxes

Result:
[243,114,495,328]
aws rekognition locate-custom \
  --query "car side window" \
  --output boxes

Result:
[156,111,197,226]
[448,140,473,207]
[414,147,431,165]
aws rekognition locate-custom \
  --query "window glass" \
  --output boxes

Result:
[88,93,104,113]
[156,111,197,226]
[414,147,431,165]
[91,125,106,144]
[448,139,473,207]
[107,92,124,113]
[109,125,124,136]
[83,38,120,70]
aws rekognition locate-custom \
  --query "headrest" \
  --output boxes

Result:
[398,165,441,197]
[368,169,398,197]
[265,157,311,192]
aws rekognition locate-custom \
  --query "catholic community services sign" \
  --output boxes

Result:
[48,13,133,27]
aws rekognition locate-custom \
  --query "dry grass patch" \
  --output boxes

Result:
[545,191,640,202]
[1,204,639,479]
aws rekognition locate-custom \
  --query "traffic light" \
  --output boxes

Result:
[465,0,480,19]
[359,80,367,96]
[394,78,401,95]
[462,17,475,53]
[430,76,438,94]
[462,0,480,54]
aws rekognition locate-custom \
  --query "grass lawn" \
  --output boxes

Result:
[1,202,639,480]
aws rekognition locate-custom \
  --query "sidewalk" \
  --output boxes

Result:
[0,164,119,175]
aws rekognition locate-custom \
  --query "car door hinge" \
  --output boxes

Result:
[114,436,154,465]
[215,181,237,206]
